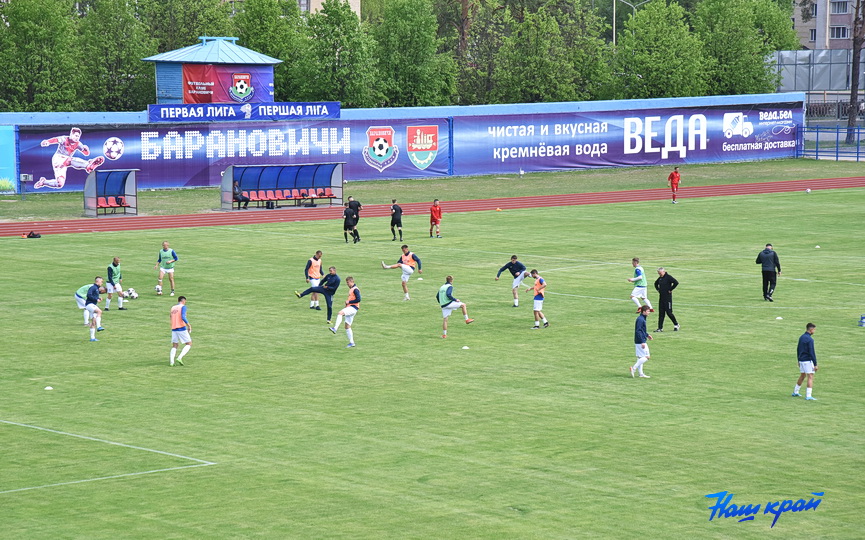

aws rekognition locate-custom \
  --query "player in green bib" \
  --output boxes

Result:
[153,241,179,296]
[627,257,654,312]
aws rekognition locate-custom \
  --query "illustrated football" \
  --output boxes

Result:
[236,80,248,94]
[103,137,124,160]
[372,137,390,157]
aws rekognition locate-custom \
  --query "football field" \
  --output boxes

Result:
[2,183,863,538]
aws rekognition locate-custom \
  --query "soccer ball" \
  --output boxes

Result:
[805,188,811,193]
[155,284,162,295]
[125,288,139,299]
[103,137,124,160]
[372,137,390,157]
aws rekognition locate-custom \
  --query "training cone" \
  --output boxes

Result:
[496,208,502,212]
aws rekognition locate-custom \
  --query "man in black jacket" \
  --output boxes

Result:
[755,243,781,301]
[653,267,679,332]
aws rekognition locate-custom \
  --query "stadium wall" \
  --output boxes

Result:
[0,93,805,193]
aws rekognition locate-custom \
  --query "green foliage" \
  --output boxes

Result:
[612,1,709,99]
[546,0,613,101]
[0,0,84,112]
[301,0,382,107]
[694,0,794,96]
[374,0,457,107]
[491,9,577,103]
[457,2,511,105]
[139,0,234,54]
[234,0,307,102]
[77,0,157,111]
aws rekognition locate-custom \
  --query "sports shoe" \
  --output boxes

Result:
[430,234,434,238]
[674,325,680,331]
[436,235,442,238]
[170,290,175,296]
[649,308,655,313]
[104,308,109,311]
[346,343,356,348]
[381,261,387,269]
[90,338,99,342]
[294,291,301,298]
[392,237,396,241]
[315,306,321,311]
[654,328,663,333]
[85,156,105,173]
[672,200,678,204]
[465,318,475,324]
[326,320,332,325]
[805,396,816,401]
[441,334,447,339]
[169,360,174,366]
[543,322,549,328]
[531,326,539,329]
[512,304,519,308]
[791,392,801,397]
[328,327,336,334]
[629,366,635,377]
[639,374,651,378]
[176,358,184,366]
[403,296,410,301]
[766,296,773,302]
[96,326,105,332]
[117,307,127,311]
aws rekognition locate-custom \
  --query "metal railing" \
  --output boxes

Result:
[799,126,864,161]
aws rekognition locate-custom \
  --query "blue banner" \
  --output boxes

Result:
[148,102,341,123]
[452,103,803,175]
[0,126,17,193]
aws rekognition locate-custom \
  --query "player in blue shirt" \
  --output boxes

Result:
[296,266,341,323]
[85,276,106,341]
[793,323,818,400]
[630,305,653,378]
[496,255,530,307]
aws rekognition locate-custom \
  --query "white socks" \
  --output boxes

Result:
[95,316,102,328]
[334,313,344,328]
[84,311,90,325]
[178,344,190,361]
[794,384,801,394]
[170,348,176,364]
[632,297,642,307]
[806,387,812,398]
[105,298,111,309]
[633,357,648,375]
[90,327,96,339]
[117,296,123,308]
[346,328,354,345]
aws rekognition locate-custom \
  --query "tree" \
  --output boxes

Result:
[491,9,577,103]
[611,1,709,99]
[0,0,83,112]
[457,2,511,104]
[546,0,613,101]
[301,0,381,107]
[234,0,307,102]
[694,0,796,96]
[140,0,234,54]
[78,0,156,111]
[374,0,456,106]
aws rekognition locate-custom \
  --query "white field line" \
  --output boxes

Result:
[0,419,216,495]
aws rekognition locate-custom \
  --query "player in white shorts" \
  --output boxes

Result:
[437,276,474,338]
[169,296,192,366]
[630,305,653,378]
[525,269,549,329]
[382,244,422,300]
[329,277,361,348]
[627,257,654,312]
[495,255,530,307]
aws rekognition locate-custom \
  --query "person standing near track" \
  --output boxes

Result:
[667,166,681,204]
[390,199,403,241]
[429,199,442,238]
[347,196,363,242]
[342,202,358,243]
[756,243,781,301]
[653,267,679,332]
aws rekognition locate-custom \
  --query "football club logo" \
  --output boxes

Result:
[406,126,438,170]
[363,126,398,172]
[229,73,254,103]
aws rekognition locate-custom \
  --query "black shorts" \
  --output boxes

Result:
[390,218,402,227]
[344,220,357,230]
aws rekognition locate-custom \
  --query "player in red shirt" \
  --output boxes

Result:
[667,166,681,204]
[429,199,443,238]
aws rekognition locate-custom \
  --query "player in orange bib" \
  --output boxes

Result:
[169,296,191,366]
[382,245,422,300]
[304,250,323,310]
[329,277,361,348]
[525,269,549,329]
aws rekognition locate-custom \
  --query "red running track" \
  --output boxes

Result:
[2,176,863,237]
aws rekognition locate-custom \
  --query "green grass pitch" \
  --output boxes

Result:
[2,185,863,538]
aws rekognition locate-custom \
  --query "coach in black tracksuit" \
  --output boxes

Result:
[755,243,781,301]
[653,267,679,332]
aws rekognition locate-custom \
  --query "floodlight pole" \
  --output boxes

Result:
[614,0,651,46]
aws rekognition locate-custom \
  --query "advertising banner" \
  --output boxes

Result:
[182,64,275,104]
[452,103,803,175]
[0,126,17,193]
[17,119,451,191]
[148,102,340,123]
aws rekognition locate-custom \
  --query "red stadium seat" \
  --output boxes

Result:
[106,196,120,207]
[324,188,335,198]
[117,196,129,207]
[97,197,109,208]
[248,191,261,201]
[291,189,301,199]
[314,188,325,197]
[265,190,277,201]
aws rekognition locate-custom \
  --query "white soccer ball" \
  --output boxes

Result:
[126,287,139,299]
[372,137,390,157]
[236,80,248,94]
[155,284,162,295]
[103,137,124,160]
[805,188,811,193]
